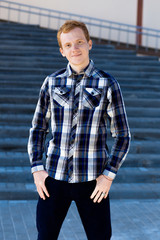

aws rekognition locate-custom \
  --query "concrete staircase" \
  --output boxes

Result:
[0,21,160,200]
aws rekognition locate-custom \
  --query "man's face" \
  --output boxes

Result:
[60,27,92,73]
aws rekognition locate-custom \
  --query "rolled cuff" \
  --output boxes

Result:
[31,165,45,174]
[103,169,116,180]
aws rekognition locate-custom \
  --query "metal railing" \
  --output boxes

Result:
[0,0,160,52]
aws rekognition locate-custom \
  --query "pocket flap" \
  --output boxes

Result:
[85,88,102,96]
[54,87,71,95]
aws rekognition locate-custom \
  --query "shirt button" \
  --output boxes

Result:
[91,91,94,95]
[60,90,63,94]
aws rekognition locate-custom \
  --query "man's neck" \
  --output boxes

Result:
[70,61,90,74]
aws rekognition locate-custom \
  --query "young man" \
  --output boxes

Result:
[28,20,130,240]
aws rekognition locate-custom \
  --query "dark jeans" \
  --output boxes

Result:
[37,176,112,240]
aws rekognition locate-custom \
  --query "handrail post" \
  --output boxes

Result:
[57,13,61,29]
[126,26,129,48]
[98,20,102,43]
[7,2,10,22]
[18,5,21,22]
[155,33,159,53]
[145,32,148,52]
[27,6,31,24]
[117,26,121,46]
[136,0,143,47]
[39,9,41,26]
[108,23,112,44]
[48,10,51,29]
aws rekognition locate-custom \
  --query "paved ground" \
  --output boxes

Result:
[0,199,160,240]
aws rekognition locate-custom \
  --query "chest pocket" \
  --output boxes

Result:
[83,88,102,109]
[53,87,71,107]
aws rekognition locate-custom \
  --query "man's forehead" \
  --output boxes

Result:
[60,28,86,41]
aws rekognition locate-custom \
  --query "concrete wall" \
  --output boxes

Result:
[1,0,137,25]
[0,0,160,49]
[142,0,160,49]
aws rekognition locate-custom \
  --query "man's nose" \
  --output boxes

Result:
[72,43,79,50]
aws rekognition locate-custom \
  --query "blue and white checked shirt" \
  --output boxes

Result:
[28,60,131,183]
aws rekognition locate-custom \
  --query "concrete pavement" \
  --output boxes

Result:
[0,199,160,240]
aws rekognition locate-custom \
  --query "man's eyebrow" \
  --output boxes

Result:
[64,42,71,46]
[76,38,84,41]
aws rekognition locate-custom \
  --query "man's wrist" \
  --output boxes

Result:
[103,175,113,181]
[103,169,116,180]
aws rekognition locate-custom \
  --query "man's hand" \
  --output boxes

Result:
[33,170,50,200]
[90,175,113,203]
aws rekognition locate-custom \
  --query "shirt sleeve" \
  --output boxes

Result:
[27,77,51,173]
[103,79,131,179]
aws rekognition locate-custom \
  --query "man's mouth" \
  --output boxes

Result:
[72,53,81,57]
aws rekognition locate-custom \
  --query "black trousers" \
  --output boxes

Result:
[37,177,112,240]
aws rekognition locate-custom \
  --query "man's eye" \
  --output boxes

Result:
[65,44,71,48]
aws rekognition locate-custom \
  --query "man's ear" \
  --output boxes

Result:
[88,40,92,51]
[60,48,65,57]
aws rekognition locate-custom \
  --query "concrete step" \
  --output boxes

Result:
[122,83,160,91]
[1,151,160,168]
[0,138,27,151]
[0,30,57,38]
[0,114,159,129]
[126,107,160,118]
[0,126,30,138]
[128,140,160,154]
[0,48,139,58]
[110,183,160,199]
[123,154,160,168]
[1,125,160,140]
[115,167,160,183]
[1,60,160,74]
[107,70,160,79]
[0,44,134,55]
[98,64,160,73]
[0,137,160,154]
[0,92,159,108]
[127,128,160,140]
[0,43,135,56]
[1,59,160,74]
[0,39,59,47]
[1,81,160,93]
[0,182,37,200]
[0,166,160,183]
[0,53,158,64]
[1,103,159,117]
[0,114,32,125]
[124,98,160,108]
[122,90,160,99]
[0,35,58,44]
[0,56,158,70]
[0,182,160,200]
[0,152,30,166]
[104,139,160,155]
[1,67,160,79]
[128,117,160,129]
[0,167,32,183]
[0,22,55,32]
[0,79,42,88]
[1,76,160,88]
[103,58,160,66]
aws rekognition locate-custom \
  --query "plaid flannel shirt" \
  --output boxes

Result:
[28,60,131,183]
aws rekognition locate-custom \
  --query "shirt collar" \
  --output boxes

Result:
[66,60,95,78]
